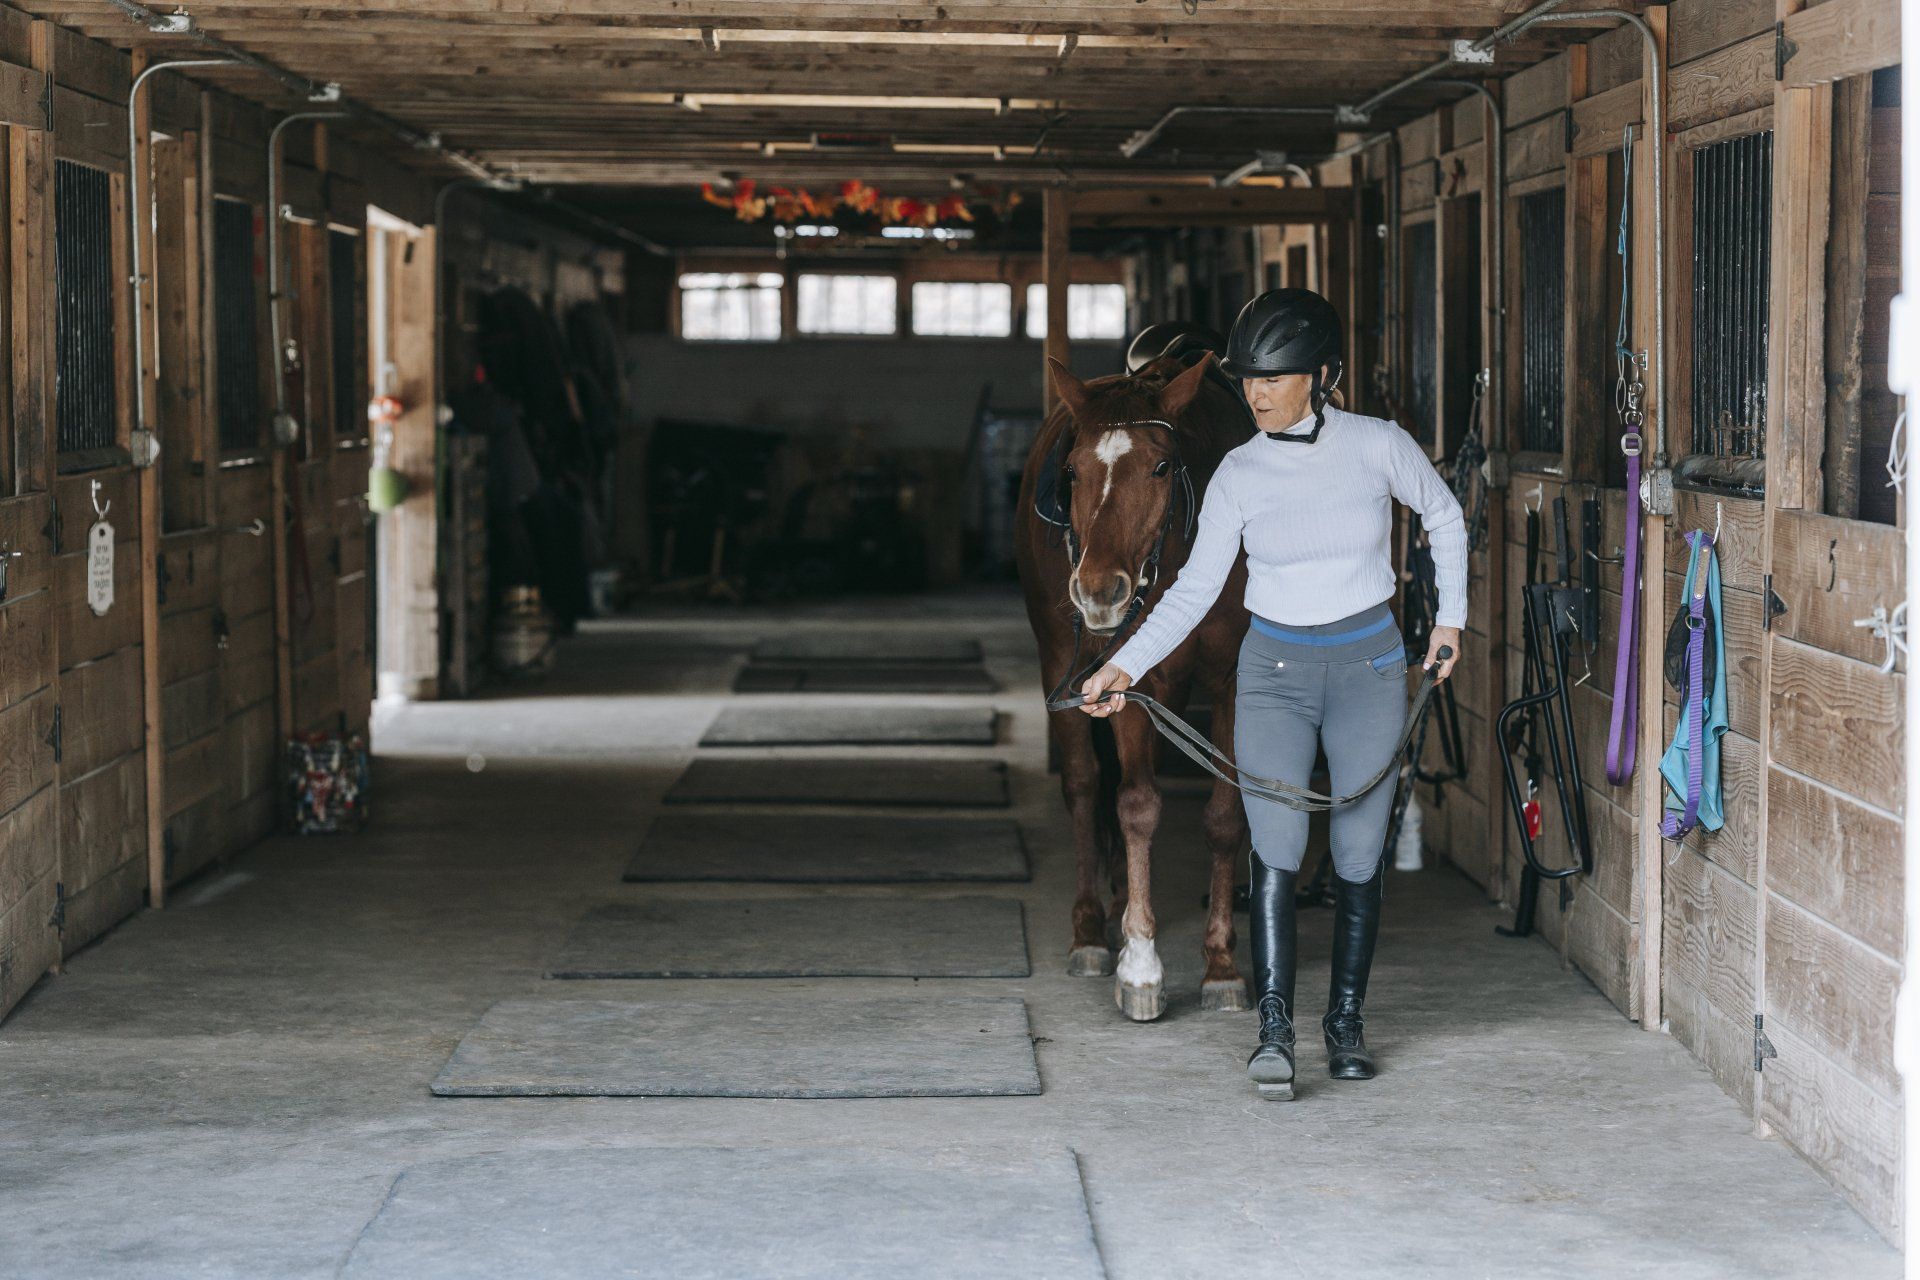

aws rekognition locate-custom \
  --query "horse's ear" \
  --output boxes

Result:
[1157,352,1216,420]
[1047,357,1092,421]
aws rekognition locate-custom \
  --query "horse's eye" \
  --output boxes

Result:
[1063,464,1076,481]
[1153,460,1172,477]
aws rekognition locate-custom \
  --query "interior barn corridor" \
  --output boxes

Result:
[0,599,1899,1277]
[0,0,1914,1273]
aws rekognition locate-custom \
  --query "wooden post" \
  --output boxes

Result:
[131,52,168,906]
[1633,5,1670,1031]
[9,24,52,496]
[1043,186,1070,408]
[1481,85,1512,905]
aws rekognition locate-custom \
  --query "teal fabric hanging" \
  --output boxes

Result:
[1660,532,1727,834]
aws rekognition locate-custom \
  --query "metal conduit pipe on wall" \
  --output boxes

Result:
[268,111,347,443]
[125,58,234,452]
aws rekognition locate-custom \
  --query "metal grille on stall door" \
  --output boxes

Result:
[54,160,117,455]
[214,198,263,450]
[1405,219,1437,443]
[1517,186,1566,454]
[329,229,363,440]
[1689,130,1773,461]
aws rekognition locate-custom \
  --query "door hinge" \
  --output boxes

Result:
[37,71,51,132]
[46,703,61,764]
[1774,21,1798,81]
[49,881,66,932]
[156,551,170,607]
[1753,1014,1778,1072]
[1564,108,1575,154]
[1762,574,1788,631]
[41,496,60,549]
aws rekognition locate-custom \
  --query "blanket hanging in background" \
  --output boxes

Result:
[1659,531,1727,837]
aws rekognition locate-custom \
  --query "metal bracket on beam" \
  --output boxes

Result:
[145,11,194,35]
[1334,104,1372,128]
[1450,38,1496,65]
[1641,467,1676,517]
[308,82,342,104]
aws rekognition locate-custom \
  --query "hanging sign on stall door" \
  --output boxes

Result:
[87,518,114,615]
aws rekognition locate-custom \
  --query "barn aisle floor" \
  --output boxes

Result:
[0,589,1899,1277]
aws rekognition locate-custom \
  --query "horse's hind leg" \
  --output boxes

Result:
[1199,688,1252,1012]
[1052,709,1114,977]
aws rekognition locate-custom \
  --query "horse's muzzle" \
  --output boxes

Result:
[1070,570,1135,634]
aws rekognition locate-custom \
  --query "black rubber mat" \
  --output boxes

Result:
[545,897,1030,978]
[700,703,997,747]
[625,813,1030,883]
[430,996,1041,1097]
[734,663,999,694]
[664,758,1009,808]
[751,633,983,664]
[340,1147,1104,1279]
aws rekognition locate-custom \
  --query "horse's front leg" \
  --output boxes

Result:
[1049,705,1115,977]
[1199,678,1252,1012]
[1111,703,1166,1021]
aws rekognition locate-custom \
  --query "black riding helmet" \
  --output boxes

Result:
[1124,321,1227,374]
[1222,288,1344,442]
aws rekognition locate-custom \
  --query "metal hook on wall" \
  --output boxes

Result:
[1524,481,1543,515]
[90,479,110,522]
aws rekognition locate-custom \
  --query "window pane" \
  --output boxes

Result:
[1026,283,1127,340]
[912,282,1012,337]
[680,275,783,341]
[797,274,897,335]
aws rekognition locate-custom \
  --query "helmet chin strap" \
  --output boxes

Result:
[1263,357,1341,445]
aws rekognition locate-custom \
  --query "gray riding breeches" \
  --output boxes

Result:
[1233,601,1408,880]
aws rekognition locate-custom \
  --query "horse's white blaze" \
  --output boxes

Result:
[1092,429,1133,507]
[1115,935,1163,989]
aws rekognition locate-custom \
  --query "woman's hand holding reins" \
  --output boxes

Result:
[1078,663,1132,716]
[1424,627,1462,681]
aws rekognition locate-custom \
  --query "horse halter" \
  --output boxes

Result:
[1037,417,1198,705]
[1038,417,1196,586]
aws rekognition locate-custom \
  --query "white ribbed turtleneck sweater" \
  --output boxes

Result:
[1110,405,1468,681]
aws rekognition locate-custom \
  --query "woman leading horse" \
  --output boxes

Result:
[1078,289,1468,1100]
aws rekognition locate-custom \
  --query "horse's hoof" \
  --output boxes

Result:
[1115,979,1166,1022]
[1068,946,1115,977]
[1201,979,1252,1013]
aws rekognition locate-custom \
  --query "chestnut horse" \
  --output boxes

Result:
[1016,353,1254,1021]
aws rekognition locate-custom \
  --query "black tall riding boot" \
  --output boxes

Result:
[1324,864,1384,1080]
[1246,855,1298,1099]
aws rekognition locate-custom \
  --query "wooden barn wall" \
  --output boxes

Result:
[0,15,391,1021]
[1329,0,1906,1241]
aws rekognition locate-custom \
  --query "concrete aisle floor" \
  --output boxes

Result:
[0,590,1899,1278]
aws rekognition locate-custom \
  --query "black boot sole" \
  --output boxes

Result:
[1247,1048,1296,1099]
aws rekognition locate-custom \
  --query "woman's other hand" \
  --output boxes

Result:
[1423,627,1462,682]
[1078,664,1132,716]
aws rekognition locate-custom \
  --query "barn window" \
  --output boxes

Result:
[678,272,782,341]
[328,229,364,442]
[1688,130,1772,471]
[54,160,117,456]
[911,282,1012,337]
[796,273,896,335]
[214,197,263,451]
[1516,186,1566,454]
[1405,219,1437,443]
[1024,284,1128,339]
